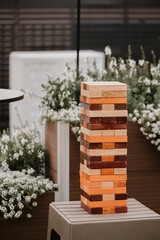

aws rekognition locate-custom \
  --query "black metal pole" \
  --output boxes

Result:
[77,0,81,71]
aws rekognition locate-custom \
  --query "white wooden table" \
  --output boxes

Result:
[47,198,160,240]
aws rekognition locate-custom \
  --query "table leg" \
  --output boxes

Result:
[50,229,61,240]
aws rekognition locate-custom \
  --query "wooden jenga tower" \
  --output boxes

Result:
[80,82,127,214]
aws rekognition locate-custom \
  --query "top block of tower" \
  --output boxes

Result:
[81,82,127,91]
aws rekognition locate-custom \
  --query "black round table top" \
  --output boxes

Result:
[0,88,24,103]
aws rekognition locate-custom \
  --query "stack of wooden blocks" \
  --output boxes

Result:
[80,82,128,214]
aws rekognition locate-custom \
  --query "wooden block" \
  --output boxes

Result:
[80,163,101,175]
[115,155,127,161]
[87,123,127,130]
[86,149,127,156]
[103,117,127,124]
[83,82,127,91]
[83,97,127,104]
[101,130,115,136]
[80,170,127,182]
[103,194,115,201]
[114,149,127,155]
[101,169,114,175]
[115,91,127,97]
[116,117,127,124]
[114,168,127,175]
[81,88,102,98]
[102,104,114,110]
[86,161,127,169]
[102,142,115,149]
[115,193,127,200]
[101,182,114,188]
[81,102,103,111]
[81,201,103,214]
[115,206,128,213]
[114,181,126,188]
[80,151,102,162]
[115,104,127,110]
[81,126,115,137]
[81,189,103,201]
[81,139,102,149]
[82,134,127,143]
[80,177,101,189]
[81,195,88,205]
[82,109,127,118]
[102,156,114,162]
[87,199,127,208]
[84,187,126,195]
[81,126,102,137]
[103,207,115,214]
[102,91,115,98]
[81,114,102,124]
[115,142,127,148]
[114,129,127,136]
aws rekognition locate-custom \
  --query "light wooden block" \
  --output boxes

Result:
[80,163,101,175]
[114,149,127,155]
[102,91,115,98]
[114,168,127,175]
[101,130,115,136]
[102,104,114,110]
[103,194,115,201]
[85,148,127,156]
[101,182,114,188]
[115,91,127,97]
[84,82,127,91]
[114,129,127,136]
[83,109,127,117]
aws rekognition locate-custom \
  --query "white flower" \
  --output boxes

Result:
[104,46,112,56]
[138,59,144,66]
[132,117,137,122]
[32,201,37,207]
[27,213,32,218]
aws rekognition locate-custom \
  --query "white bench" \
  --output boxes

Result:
[47,198,160,240]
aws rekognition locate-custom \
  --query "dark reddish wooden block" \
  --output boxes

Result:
[83,83,87,90]
[81,190,103,202]
[80,151,102,162]
[115,194,127,200]
[81,102,102,111]
[115,143,127,148]
[115,104,127,110]
[90,104,102,110]
[115,155,127,161]
[81,114,102,124]
[115,206,128,213]
[103,117,116,124]
[81,202,103,214]
[80,139,102,149]
[87,123,127,130]
[87,161,127,169]
[115,117,127,124]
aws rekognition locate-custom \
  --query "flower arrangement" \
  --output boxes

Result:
[39,46,160,150]
[0,122,45,175]
[0,171,54,219]
[0,122,55,220]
